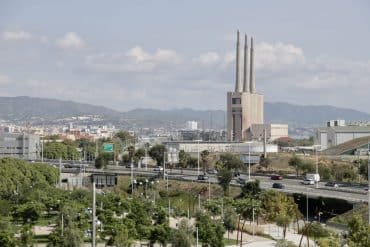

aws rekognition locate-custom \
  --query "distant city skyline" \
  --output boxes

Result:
[0,1,370,113]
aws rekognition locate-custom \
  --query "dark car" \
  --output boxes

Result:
[271,175,283,180]
[325,182,339,188]
[272,183,285,189]
[197,174,209,180]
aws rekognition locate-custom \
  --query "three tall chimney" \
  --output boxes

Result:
[235,31,255,93]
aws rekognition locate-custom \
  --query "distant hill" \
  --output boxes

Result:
[0,96,122,120]
[0,96,370,128]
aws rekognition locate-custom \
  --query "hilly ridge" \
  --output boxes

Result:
[0,96,370,128]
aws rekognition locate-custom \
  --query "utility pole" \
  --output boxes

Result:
[61,213,64,237]
[196,227,199,247]
[131,157,134,195]
[248,142,251,181]
[163,151,166,180]
[208,180,211,201]
[92,182,96,247]
[41,136,44,163]
[306,188,309,222]
[197,140,200,176]
[59,157,62,188]
[315,146,319,189]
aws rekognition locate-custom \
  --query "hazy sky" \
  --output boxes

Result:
[1,0,370,112]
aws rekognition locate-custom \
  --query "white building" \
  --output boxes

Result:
[164,141,278,155]
[246,124,289,141]
[315,120,370,150]
[185,121,198,130]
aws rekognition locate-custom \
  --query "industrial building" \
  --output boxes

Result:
[0,133,40,160]
[315,120,370,150]
[246,123,289,142]
[227,31,264,141]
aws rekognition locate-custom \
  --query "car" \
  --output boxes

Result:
[197,174,209,180]
[271,175,283,180]
[207,169,218,174]
[303,179,315,185]
[237,177,246,184]
[325,182,339,188]
[126,163,134,169]
[272,183,285,189]
[153,166,163,172]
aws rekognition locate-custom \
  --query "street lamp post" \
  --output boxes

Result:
[306,188,309,222]
[248,142,251,181]
[197,140,200,176]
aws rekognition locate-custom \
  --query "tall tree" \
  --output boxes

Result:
[217,168,233,196]
[149,145,166,166]
[288,154,303,177]
[200,150,210,172]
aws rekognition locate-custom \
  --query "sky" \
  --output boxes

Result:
[0,0,370,112]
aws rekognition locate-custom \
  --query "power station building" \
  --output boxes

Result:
[0,133,40,160]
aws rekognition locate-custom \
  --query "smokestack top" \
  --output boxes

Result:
[250,36,256,93]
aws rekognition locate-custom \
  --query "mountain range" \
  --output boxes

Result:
[1,96,370,129]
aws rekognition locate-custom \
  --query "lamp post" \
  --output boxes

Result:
[306,188,309,222]
[248,142,251,181]
[197,140,200,176]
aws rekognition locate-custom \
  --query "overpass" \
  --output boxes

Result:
[60,165,369,204]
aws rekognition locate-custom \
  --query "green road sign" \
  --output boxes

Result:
[103,143,114,152]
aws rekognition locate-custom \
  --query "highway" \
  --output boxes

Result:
[58,164,370,203]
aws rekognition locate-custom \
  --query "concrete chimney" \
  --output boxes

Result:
[243,33,249,92]
[250,36,256,93]
[235,30,242,92]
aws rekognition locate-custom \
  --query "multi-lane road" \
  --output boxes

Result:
[57,163,370,203]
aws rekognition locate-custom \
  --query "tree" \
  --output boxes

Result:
[178,150,189,168]
[19,224,34,247]
[218,153,243,170]
[259,155,271,170]
[261,190,299,239]
[149,224,171,247]
[288,155,302,177]
[94,156,108,169]
[13,201,46,224]
[217,168,233,196]
[223,207,237,240]
[196,212,225,247]
[149,145,166,166]
[171,219,194,247]
[347,214,370,247]
[200,150,210,172]
[241,180,261,198]
[134,148,145,164]
[115,131,134,144]
[114,224,133,247]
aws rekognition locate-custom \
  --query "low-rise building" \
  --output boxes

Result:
[0,133,40,160]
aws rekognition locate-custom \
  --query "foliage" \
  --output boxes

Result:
[223,207,237,239]
[171,219,194,247]
[43,141,80,160]
[178,150,189,167]
[114,131,134,144]
[241,180,261,198]
[19,224,34,247]
[217,168,233,195]
[95,156,108,169]
[196,212,225,247]
[288,154,302,177]
[259,155,271,169]
[0,158,58,200]
[200,150,210,171]
[13,201,46,224]
[275,239,296,247]
[218,153,243,170]
[261,190,299,239]
[347,214,370,247]
[149,144,166,166]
